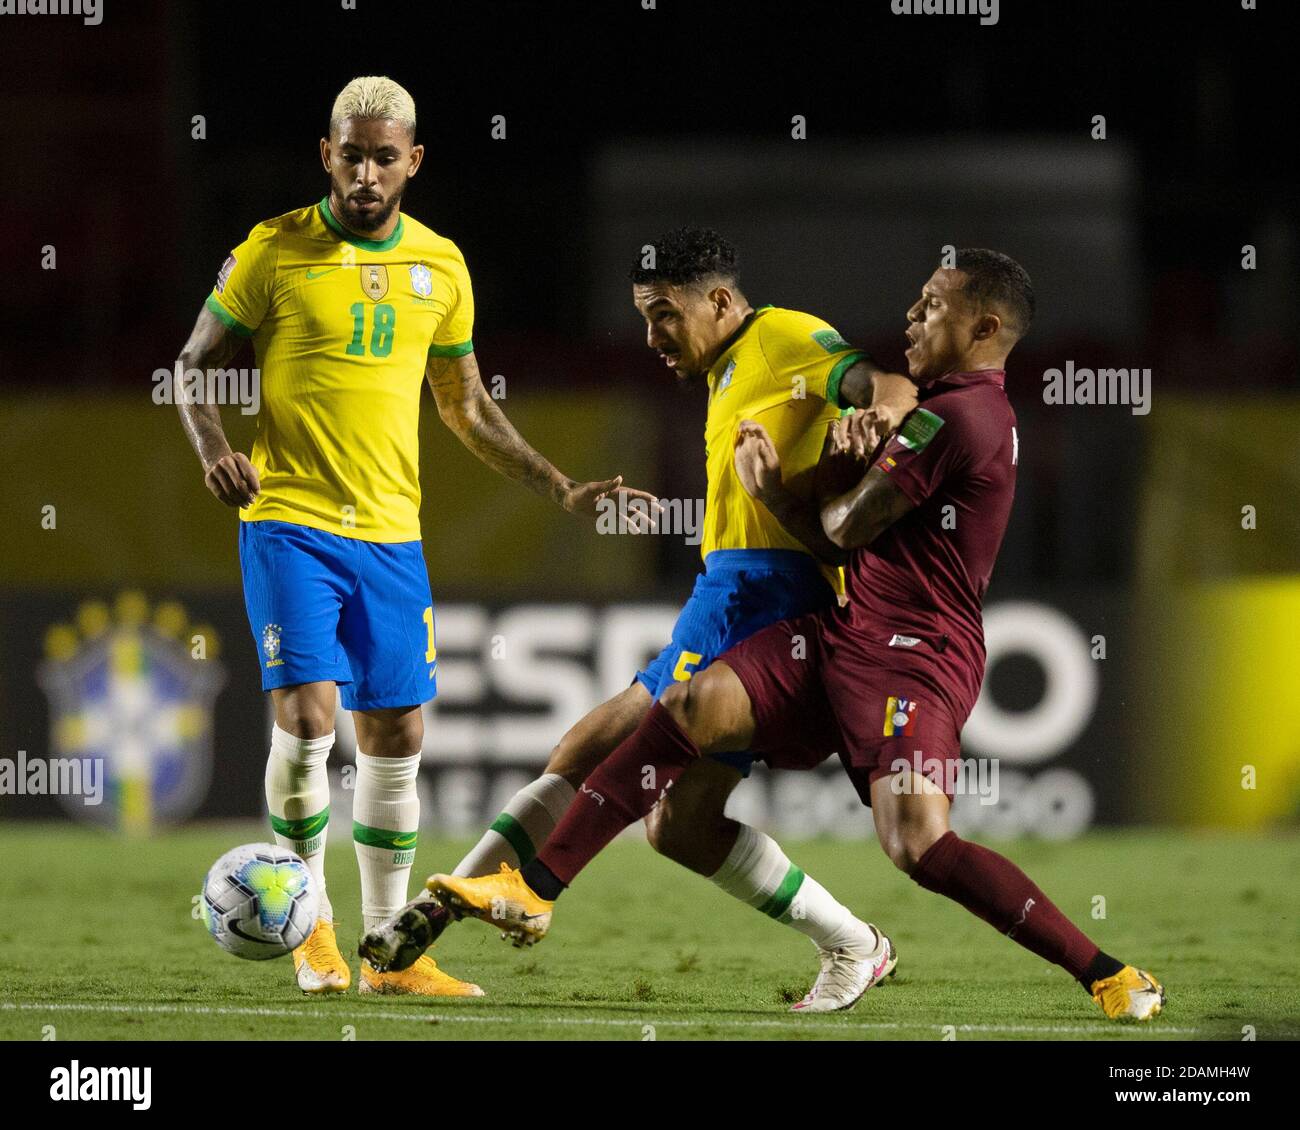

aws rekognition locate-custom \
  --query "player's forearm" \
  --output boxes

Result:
[758,482,848,566]
[177,397,233,470]
[172,340,241,470]
[836,356,886,410]
[441,391,574,506]
[173,312,242,469]
[838,360,918,417]
[822,484,862,550]
[821,468,910,551]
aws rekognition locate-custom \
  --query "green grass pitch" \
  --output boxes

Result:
[1,824,1296,1041]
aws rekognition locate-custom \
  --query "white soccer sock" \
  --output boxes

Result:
[710,824,878,953]
[265,724,335,922]
[352,751,421,931]
[452,773,576,877]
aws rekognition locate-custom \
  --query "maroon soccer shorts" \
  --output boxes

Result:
[719,609,964,806]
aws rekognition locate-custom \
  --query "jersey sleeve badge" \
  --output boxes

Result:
[811,328,854,353]
[897,408,945,452]
[215,254,236,294]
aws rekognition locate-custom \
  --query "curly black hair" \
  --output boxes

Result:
[629,227,740,289]
[953,248,1035,338]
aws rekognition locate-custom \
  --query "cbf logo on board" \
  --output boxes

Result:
[36,592,226,834]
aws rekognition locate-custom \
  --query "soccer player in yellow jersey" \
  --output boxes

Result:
[173,76,655,998]
[364,228,922,1013]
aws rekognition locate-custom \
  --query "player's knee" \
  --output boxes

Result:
[355,709,424,757]
[544,733,603,786]
[658,681,693,729]
[643,804,675,858]
[381,718,424,757]
[277,709,333,740]
[881,825,943,874]
[542,750,585,787]
[663,669,740,754]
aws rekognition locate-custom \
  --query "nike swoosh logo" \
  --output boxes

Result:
[306,266,342,279]
[519,911,547,921]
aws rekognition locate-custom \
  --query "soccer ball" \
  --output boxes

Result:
[201,843,319,960]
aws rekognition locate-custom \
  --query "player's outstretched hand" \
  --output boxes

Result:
[565,476,664,533]
[734,420,784,505]
[204,451,260,508]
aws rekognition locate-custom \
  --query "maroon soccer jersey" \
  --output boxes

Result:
[828,369,1017,722]
[721,367,1018,801]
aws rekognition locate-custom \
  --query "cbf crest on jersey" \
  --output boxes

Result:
[409,262,434,298]
[712,359,737,401]
[361,264,389,301]
[36,592,226,834]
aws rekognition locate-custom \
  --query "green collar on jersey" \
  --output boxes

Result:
[318,196,405,252]
[709,304,772,378]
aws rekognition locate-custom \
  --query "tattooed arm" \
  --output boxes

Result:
[174,303,261,507]
[819,414,916,550]
[426,351,658,519]
[734,420,849,566]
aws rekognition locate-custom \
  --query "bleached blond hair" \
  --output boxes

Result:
[329,76,416,137]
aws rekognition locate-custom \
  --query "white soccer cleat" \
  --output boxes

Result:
[791,924,897,1013]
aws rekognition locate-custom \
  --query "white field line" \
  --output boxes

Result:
[0,1000,1201,1036]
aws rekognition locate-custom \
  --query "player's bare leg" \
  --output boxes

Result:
[359,683,651,970]
[870,768,1163,1020]
[646,758,896,1012]
[351,704,481,997]
[268,682,350,993]
[456,682,653,875]
[429,663,760,943]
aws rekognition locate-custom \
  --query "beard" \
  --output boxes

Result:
[332,176,407,232]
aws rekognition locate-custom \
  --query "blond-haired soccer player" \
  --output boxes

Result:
[174,76,655,997]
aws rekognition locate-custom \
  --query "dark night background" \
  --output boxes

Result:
[2,0,1295,592]
[0,0,1296,832]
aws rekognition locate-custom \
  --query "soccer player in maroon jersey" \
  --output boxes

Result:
[428,249,1165,1020]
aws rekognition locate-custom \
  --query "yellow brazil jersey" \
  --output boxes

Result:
[702,306,865,590]
[205,197,474,542]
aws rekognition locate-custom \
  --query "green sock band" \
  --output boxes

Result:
[488,812,536,866]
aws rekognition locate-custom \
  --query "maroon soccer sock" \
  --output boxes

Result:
[911,831,1113,987]
[532,703,701,889]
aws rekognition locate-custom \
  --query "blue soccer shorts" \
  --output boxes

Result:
[238,519,437,712]
[636,548,837,776]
